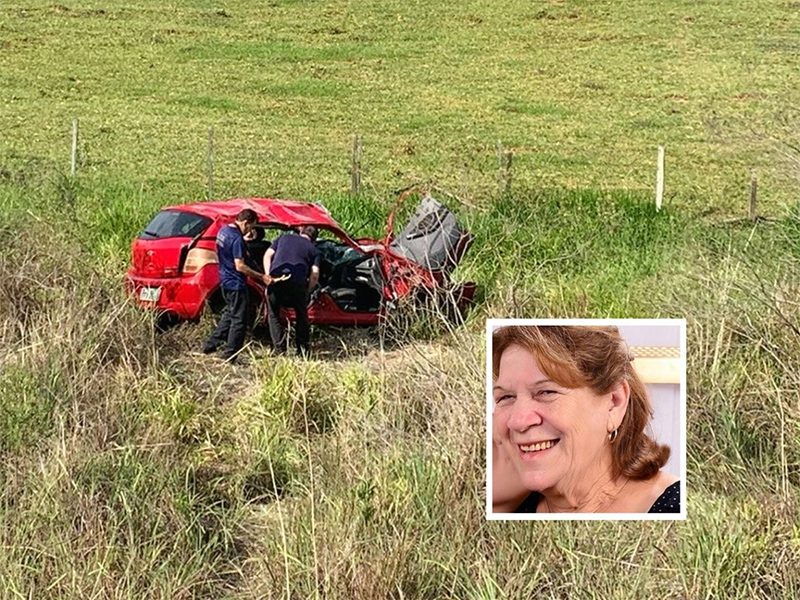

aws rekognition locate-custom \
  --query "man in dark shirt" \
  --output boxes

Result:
[202,209,269,361]
[262,225,320,356]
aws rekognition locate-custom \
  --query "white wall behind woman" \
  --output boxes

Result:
[618,325,683,478]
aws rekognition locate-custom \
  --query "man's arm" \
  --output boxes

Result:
[231,234,269,284]
[308,264,320,293]
[235,258,270,284]
[262,247,275,278]
[308,245,320,293]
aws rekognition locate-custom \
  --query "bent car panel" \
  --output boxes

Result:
[388,195,473,274]
[289,292,381,327]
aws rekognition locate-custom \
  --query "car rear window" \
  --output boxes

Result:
[138,210,212,240]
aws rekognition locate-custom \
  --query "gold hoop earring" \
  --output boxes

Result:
[608,429,618,443]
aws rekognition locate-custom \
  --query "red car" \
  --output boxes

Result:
[126,194,475,327]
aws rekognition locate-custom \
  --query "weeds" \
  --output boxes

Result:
[3,170,800,597]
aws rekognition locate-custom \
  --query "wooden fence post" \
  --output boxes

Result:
[749,171,758,222]
[502,151,513,195]
[71,118,79,177]
[655,145,665,212]
[207,127,214,201]
[497,141,512,195]
[350,134,362,195]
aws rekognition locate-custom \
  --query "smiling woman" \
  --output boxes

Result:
[490,325,680,516]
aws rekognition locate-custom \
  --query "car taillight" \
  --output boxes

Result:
[182,248,217,274]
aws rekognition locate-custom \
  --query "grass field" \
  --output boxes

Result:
[2,1,800,599]
[3,0,800,211]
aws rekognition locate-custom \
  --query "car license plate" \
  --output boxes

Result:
[139,287,161,303]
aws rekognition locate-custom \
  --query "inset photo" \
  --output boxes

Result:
[486,319,686,520]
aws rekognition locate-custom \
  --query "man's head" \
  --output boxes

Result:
[235,209,258,236]
[300,225,319,242]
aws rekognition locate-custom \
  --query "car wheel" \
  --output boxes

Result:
[155,311,182,332]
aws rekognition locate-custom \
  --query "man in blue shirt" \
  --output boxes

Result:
[262,225,320,356]
[202,209,269,361]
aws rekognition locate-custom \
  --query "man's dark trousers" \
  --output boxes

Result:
[268,280,309,354]
[203,288,249,359]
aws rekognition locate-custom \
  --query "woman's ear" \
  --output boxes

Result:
[608,380,630,431]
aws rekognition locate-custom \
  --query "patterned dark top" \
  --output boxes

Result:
[647,481,681,514]
[513,481,682,514]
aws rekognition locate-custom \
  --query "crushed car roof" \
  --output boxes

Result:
[164,198,349,237]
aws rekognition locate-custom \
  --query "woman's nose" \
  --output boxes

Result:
[506,399,543,432]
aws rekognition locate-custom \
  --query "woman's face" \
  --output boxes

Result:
[493,344,615,495]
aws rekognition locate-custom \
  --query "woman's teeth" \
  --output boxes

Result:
[520,440,556,452]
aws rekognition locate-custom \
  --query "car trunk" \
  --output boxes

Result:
[130,209,212,278]
[131,238,188,278]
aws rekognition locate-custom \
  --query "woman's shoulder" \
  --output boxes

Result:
[640,471,680,513]
[648,479,681,513]
[616,470,678,513]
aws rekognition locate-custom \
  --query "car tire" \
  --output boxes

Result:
[155,311,181,332]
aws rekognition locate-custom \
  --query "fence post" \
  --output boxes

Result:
[497,141,512,195]
[71,118,79,177]
[350,134,362,195]
[207,127,214,201]
[503,151,513,195]
[655,145,665,212]
[749,171,758,222]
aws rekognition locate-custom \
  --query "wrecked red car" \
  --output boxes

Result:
[125,195,475,327]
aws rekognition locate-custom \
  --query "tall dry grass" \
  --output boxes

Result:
[1,181,800,598]
[0,215,245,598]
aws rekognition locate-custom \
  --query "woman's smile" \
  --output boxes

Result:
[517,438,560,460]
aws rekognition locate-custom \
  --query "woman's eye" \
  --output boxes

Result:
[537,390,558,399]
[495,394,514,404]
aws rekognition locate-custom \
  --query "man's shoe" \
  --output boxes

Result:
[219,349,238,363]
[201,343,220,354]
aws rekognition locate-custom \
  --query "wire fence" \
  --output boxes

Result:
[54,117,769,221]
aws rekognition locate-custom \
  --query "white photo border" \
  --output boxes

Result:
[485,318,687,521]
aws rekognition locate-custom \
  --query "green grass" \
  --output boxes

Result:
[0,365,59,454]
[2,0,800,210]
[2,196,800,597]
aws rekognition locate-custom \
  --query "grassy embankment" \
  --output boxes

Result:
[2,1,800,598]
[3,170,800,598]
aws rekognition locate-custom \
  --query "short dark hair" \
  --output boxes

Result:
[237,209,258,224]
[300,225,318,241]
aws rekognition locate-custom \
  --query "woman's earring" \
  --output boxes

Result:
[608,428,618,443]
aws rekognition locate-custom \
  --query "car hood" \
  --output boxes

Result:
[386,194,473,274]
